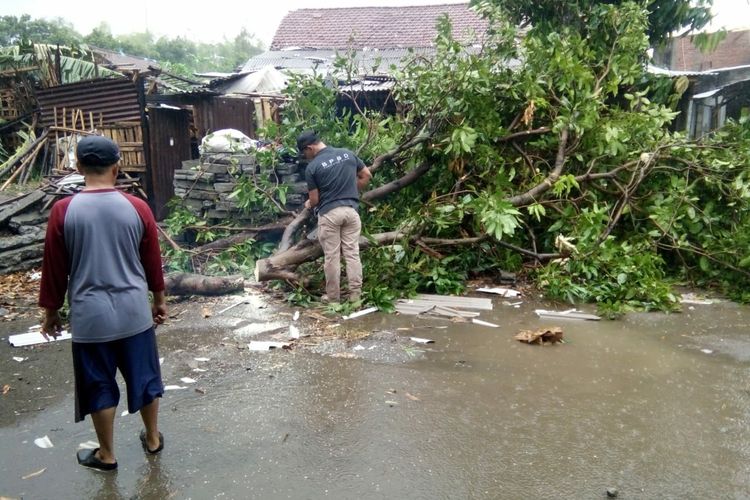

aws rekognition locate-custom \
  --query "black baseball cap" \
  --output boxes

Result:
[296,130,319,155]
[76,136,120,167]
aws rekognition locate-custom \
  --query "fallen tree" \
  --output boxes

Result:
[166,0,750,312]
[164,273,244,296]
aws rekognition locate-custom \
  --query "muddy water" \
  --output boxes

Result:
[2,296,750,499]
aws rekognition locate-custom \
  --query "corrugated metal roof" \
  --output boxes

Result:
[36,77,142,128]
[242,47,442,75]
[214,66,289,95]
[338,78,396,93]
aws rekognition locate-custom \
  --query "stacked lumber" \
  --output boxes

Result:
[173,151,307,224]
[0,174,147,275]
[0,191,48,274]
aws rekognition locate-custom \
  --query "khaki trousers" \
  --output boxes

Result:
[317,206,362,302]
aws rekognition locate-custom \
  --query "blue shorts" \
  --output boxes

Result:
[72,327,163,422]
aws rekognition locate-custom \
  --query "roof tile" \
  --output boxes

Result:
[271,3,487,50]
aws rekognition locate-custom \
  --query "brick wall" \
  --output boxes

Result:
[658,29,750,71]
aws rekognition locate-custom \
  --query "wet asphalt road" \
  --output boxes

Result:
[2,291,750,499]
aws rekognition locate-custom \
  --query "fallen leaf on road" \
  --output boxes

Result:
[2,384,10,395]
[514,327,564,345]
[405,392,421,401]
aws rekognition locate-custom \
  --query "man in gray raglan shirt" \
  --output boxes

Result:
[299,131,372,303]
[40,136,166,471]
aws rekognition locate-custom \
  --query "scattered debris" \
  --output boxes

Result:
[476,287,521,298]
[405,392,421,401]
[385,400,398,407]
[701,349,713,354]
[679,293,714,305]
[534,309,601,321]
[12,356,26,362]
[201,307,212,318]
[21,467,47,480]
[293,310,300,321]
[515,327,564,345]
[164,385,189,391]
[121,410,129,417]
[353,345,366,351]
[248,341,290,351]
[194,357,210,362]
[410,337,435,344]
[33,435,53,449]
[192,368,207,373]
[217,297,251,315]
[180,377,196,384]
[342,306,378,320]
[289,324,300,339]
[396,293,493,316]
[194,388,206,395]
[2,384,10,395]
[9,330,71,347]
[78,441,99,450]
[606,487,619,498]
[471,318,499,328]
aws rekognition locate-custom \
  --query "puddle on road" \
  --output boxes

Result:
[2,297,750,499]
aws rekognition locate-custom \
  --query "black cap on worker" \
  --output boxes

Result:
[76,136,121,167]
[296,130,319,155]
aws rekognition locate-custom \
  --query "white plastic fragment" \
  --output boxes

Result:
[9,330,72,347]
[353,345,366,351]
[194,357,210,362]
[121,410,129,417]
[472,318,500,328]
[164,385,188,390]
[78,440,99,450]
[477,287,521,298]
[701,349,713,354]
[34,436,53,449]
[192,368,208,373]
[13,357,26,362]
[342,306,378,320]
[180,377,196,384]
[293,311,300,321]
[248,341,290,351]
[534,309,601,321]
[289,324,300,339]
[159,357,164,365]
[410,337,435,344]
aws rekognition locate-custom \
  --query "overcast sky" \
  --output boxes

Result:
[3,0,749,46]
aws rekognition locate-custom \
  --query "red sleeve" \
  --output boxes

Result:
[125,194,165,293]
[39,198,72,309]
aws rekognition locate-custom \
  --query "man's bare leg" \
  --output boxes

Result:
[139,398,161,451]
[90,406,117,463]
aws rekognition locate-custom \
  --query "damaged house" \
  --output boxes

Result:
[652,28,750,137]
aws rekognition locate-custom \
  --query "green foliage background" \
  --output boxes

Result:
[0,14,263,74]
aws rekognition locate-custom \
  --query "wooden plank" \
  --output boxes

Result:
[0,190,45,226]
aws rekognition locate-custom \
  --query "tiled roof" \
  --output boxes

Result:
[271,3,488,50]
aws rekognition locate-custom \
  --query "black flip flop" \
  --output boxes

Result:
[139,430,164,454]
[76,448,117,471]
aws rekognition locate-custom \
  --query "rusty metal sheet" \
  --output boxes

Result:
[36,78,141,128]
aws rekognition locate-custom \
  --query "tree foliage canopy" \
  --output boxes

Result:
[156,0,750,314]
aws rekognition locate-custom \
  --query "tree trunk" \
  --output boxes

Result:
[165,273,245,296]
